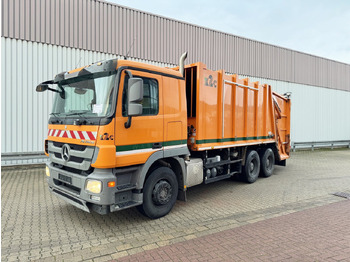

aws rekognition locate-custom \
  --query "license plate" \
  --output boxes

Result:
[58,174,72,184]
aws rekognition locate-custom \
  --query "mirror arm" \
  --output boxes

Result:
[125,70,133,78]
[124,116,132,129]
[47,87,60,93]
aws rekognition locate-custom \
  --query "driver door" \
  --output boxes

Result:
[115,70,163,167]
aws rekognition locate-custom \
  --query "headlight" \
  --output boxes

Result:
[86,180,102,194]
[45,166,50,177]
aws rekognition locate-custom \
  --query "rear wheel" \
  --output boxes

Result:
[241,150,260,183]
[138,167,178,219]
[259,148,275,177]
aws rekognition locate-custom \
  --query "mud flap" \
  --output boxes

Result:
[177,190,187,202]
[276,159,286,166]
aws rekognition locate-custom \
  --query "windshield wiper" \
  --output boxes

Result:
[50,112,60,117]
[66,111,91,125]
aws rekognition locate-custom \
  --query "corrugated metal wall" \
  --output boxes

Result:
[2,0,350,92]
[2,38,350,166]
[242,75,350,143]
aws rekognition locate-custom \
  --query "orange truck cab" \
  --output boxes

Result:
[37,53,291,219]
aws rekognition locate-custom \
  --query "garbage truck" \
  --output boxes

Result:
[36,53,291,219]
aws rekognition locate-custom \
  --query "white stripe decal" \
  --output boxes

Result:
[92,132,97,140]
[163,144,188,150]
[53,129,59,137]
[73,131,80,139]
[49,129,54,136]
[59,130,65,137]
[116,148,161,156]
[67,130,72,138]
[83,131,90,140]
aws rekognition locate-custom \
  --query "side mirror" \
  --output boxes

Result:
[36,80,54,92]
[127,78,143,116]
[124,77,143,128]
[36,84,49,92]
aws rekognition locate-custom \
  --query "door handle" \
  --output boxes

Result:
[152,143,162,149]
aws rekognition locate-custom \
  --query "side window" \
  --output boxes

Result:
[122,75,159,116]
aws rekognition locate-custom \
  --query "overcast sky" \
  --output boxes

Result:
[110,0,350,64]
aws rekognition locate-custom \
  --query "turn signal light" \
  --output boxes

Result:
[108,181,116,188]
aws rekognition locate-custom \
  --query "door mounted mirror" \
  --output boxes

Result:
[125,77,144,128]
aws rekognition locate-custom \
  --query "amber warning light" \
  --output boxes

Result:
[108,181,116,188]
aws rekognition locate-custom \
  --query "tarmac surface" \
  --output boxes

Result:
[1,149,350,261]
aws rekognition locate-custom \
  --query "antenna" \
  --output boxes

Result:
[75,57,82,68]
[124,38,136,60]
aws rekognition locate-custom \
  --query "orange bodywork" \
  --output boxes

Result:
[46,60,188,168]
[185,63,291,160]
[113,61,187,168]
[46,60,290,169]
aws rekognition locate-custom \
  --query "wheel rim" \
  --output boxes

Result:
[152,180,173,206]
[266,154,274,171]
[249,157,258,174]
[250,162,255,172]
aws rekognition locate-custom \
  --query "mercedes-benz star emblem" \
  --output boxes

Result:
[61,144,71,162]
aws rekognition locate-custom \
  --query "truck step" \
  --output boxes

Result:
[204,172,237,184]
[111,201,141,212]
[116,184,136,192]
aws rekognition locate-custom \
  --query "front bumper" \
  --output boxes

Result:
[47,162,117,214]
[46,162,143,214]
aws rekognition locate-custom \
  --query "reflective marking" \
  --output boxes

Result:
[73,131,80,139]
[48,129,97,141]
[116,148,161,156]
[83,131,90,140]
[163,144,188,150]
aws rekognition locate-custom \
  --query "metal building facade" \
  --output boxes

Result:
[1,0,350,165]
[2,0,350,91]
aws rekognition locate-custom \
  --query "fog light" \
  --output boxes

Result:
[90,195,101,201]
[86,180,102,194]
[45,166,50,177]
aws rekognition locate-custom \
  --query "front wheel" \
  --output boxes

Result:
[138,167,178,219]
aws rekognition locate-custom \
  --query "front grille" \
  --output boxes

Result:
[52,163,93,176]
[48,141,95,172]
[53,179,81,194]
[54,152,84,164]
[53,141,87,151]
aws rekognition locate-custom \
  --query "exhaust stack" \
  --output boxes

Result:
[179,52,188,77]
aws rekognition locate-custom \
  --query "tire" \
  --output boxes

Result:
[259,148,275,178]
[241,150,260,183]
[138,167,178,219]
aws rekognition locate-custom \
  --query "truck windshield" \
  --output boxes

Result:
[51,74,116,117]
